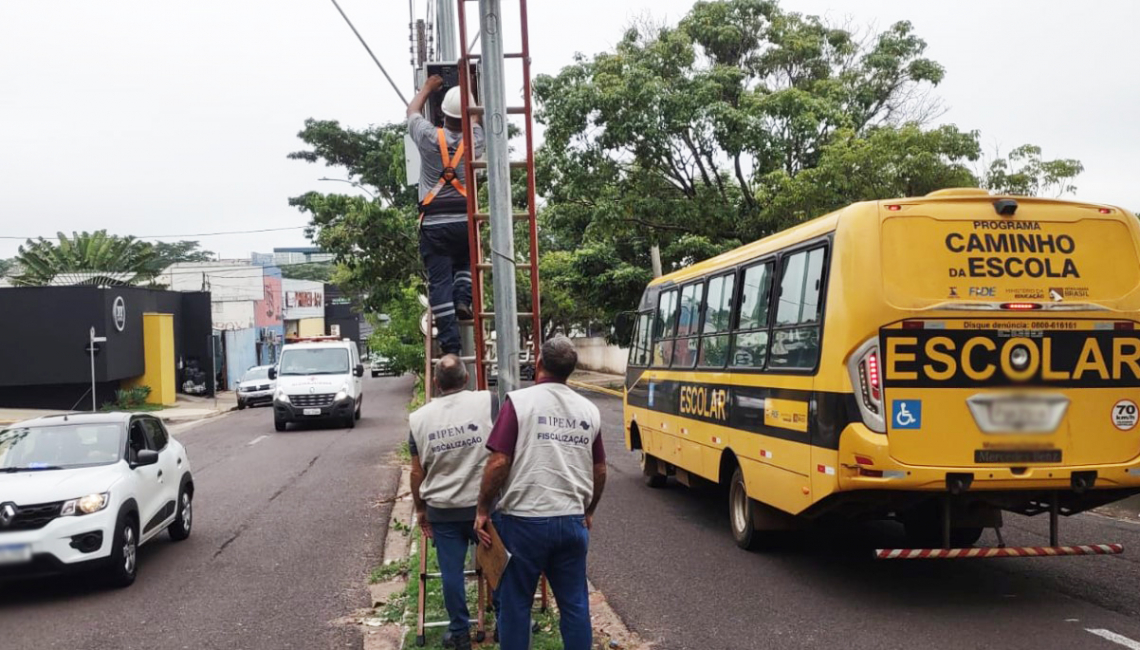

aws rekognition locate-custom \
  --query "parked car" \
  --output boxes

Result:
[0,413,194,587]
[270,339,364,431]
[236,365,276,409]
[370,355,398,378]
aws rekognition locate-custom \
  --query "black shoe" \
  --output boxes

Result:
[456,303,474,321]
[448,632,471,650]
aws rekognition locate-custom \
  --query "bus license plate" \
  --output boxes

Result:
[967,394,1068,434]
[0,544,32,565]
[303,408,321,416]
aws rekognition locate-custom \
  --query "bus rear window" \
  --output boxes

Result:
[881,216,1140,306]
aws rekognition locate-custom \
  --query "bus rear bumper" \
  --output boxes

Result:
[838,425,1140,492]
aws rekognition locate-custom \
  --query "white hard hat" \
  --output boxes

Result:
[441,86,466,119]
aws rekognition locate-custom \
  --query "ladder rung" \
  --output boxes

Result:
[479,312,535,319]
[467,106,527,116]
[476,262,533,271]
[469,160,528,170]
[432,355,477,364]
[467,53,524,60]
[473,211,530,221]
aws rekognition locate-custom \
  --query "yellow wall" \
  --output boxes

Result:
[298,318,325,338]
[124,313,176,406]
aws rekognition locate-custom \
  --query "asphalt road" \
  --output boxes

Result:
[582,390,1140,650]
[0,374,412,650]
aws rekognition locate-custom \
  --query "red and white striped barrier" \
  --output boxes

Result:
[874,543,1123,560]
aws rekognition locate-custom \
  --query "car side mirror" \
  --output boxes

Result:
[353,364,365,377]
[268,367,277,380]
[133,449,159,468]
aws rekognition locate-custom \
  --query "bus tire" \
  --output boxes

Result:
[903,518,983,548]
[728,467,759,551]
[640,451,666,488]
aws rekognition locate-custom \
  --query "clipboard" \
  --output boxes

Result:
[476,521,510,590]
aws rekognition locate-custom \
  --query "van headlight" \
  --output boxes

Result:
[275,390,291,404]
[335,390,349,402]
[61,493,109,516]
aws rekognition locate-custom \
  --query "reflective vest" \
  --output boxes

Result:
[419,128,467,219]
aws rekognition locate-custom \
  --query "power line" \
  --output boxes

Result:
[0,226,309,241]
[328,0,409,106]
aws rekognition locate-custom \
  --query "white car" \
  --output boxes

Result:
[237,365,276,409]
[270,339,364,431]
[0,412,194,588]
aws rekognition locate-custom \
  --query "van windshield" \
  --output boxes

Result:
[0,424,124,471]
[278,348,350,376]
[881,214,1140,306]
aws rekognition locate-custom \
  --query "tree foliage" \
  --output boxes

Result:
[367,284,427,379]
[280,261,336,283]
[534,0,1084,335]
[12,233,214,287]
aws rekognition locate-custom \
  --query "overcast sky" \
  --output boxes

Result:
[2,0,1137,260]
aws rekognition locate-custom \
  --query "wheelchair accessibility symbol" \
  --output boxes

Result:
[891,400,922,430]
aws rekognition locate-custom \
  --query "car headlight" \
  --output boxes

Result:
[61,492,110,516]
[275,390,290,404]
[335,390,348,402]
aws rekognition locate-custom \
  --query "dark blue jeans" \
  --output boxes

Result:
[497,514,591,650]
[432,520,478,635]
[419,222,472,354]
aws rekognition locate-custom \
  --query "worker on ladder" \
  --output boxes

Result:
[409,355,498,649]
[407,75,484,354]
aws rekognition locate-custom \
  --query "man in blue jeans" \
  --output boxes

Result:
[475,337,608,650]
[409,355,497,649]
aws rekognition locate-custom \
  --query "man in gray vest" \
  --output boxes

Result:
[409,354,496,650]
[474,337,607,650]
[406,75,485,355]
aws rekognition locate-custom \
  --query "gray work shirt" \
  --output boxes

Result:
[408,113,485,226]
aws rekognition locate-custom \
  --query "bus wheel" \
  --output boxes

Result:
[729,467,758,550]
[640,451,666,488]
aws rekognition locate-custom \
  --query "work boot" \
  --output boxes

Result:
[456,303,474,321]
[447,632,472,650]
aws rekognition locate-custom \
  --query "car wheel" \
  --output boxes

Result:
[237,399,246,410]
[104,512,139,588]
[371,372,379,378]
[355,401,362,421]
[640,451,666,488]
[729,467,759,551]
[274,418,287,432]
[169,486,193,541]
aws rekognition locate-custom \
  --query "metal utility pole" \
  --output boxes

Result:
[479,0,519,396]
[88,327,106,412]
[650,245,663,278]
[436,0,458,61]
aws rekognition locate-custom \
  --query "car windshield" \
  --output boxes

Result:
[278,348,350,376]
[242,367,271,382]
[0,423,124,471]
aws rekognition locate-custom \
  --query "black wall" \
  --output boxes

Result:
[324,283,363,353]
[0,286,213,409]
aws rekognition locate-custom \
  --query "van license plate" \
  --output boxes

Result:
[0,544,32,565]
[303,408,321,416]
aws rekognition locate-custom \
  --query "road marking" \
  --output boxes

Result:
[248,435,268,446]
[1087,629,1140,650]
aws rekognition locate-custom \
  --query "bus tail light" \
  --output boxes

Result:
[848,338,886,433]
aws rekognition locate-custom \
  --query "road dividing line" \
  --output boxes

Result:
[248,435,268,447]
[1086,628,1140,650]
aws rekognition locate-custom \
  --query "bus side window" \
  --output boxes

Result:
[628,313,653,367]
[732,262,773,369]
[699,273,735,368]
[652,289,678,367]
[770,247,826,369]
[672,282,704,368]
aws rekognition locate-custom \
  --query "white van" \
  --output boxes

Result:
[269,339,364,431]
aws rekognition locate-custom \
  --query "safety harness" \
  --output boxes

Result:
[419,128,467,222]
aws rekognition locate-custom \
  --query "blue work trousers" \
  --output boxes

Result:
[497,514,592,650]
[432,520,478,635]
[419,222,471,354]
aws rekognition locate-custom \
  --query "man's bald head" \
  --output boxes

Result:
[436,354,469,392]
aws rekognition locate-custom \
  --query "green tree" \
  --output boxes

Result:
[368,284,427,379]
[287,119,420,313]
[13,231,160,287]
[148,240,215,271]
[534,0,1083,332]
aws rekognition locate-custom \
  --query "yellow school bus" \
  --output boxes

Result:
[623,188,1140,555]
